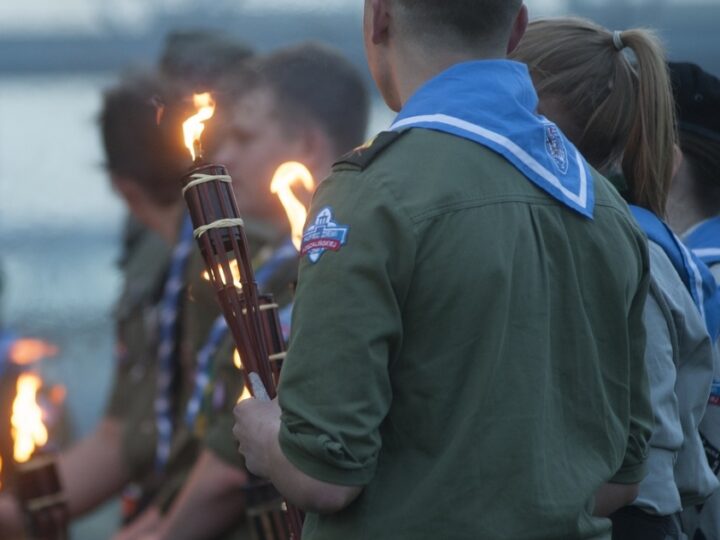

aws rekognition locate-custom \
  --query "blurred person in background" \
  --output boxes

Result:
[0,71,188,539]
[0,31,253,540]
[667,62,720,540]
[667,63,720,280]
[512,18,719,540]
[137,42,370,540]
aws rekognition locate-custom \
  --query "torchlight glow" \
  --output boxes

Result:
[9,339,58,366]
[12,374,48,463]
[202,259,242,290]
[270,162,316,251]
[183,92,216,161]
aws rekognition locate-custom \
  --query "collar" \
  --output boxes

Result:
[391,60,595,218]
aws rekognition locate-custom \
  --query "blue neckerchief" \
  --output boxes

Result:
[390,60,595,218]
[685,216,720,267]
[0,330,16,378]
[154,214,195,471]
[184,237,297,428]
[630,206,720,341]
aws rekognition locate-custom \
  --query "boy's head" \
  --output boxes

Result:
[213,43,369,225]
[100,72,187,215]
[363,0,527,110]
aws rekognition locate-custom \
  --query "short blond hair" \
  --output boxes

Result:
[511,17,677,217]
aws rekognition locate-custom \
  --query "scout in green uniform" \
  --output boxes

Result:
[233,2,653,539]
[149,43,369,540]
[511,20,720,540]
[0,72,189,540]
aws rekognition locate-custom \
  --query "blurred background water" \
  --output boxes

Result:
[0,0,718,537]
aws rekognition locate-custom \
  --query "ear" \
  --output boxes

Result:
[672,143,684,179]
[297,124,334,184]
[370,0,392,45]
[507,4,529,55]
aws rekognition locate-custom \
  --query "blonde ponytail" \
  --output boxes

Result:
[510,18,677,217]
[619,29,677,217]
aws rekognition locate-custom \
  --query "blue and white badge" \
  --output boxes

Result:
[301,207,350,263]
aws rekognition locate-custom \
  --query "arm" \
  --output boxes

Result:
[153,450,250,540]
[236,170,415,511]
[59,417,130,516]
[593,483,641,517]
[233,399,361,514]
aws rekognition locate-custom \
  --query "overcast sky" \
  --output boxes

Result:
[0,0,714,34]
[0,0,565,34]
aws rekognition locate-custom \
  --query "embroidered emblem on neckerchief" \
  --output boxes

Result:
[301,207,350,263]
[545,124,569,174]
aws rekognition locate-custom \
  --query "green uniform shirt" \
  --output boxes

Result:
[278,130,653,539]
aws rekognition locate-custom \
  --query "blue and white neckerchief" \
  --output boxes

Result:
[630,206,720,341]
[184,236,297,429]
[154,214,195,471]
[390,60,595,218]
[684,216,720,268]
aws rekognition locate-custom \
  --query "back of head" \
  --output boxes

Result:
[511,17,676,217]
[100,72,187,207]
[669,62,720,205]
[253,42,369,156]
[159,30,254,93]
[394,0,523,51]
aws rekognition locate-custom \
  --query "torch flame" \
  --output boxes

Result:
[9,339,58,366]
[202,259,242,290]
[12,374,48,463]
[183,93,216,161]
[270,162,316,251]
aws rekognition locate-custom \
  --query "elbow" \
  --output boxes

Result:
[296,485,362,515]
[620,483,640,507]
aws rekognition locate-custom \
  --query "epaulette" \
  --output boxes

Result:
[333,130,407,171]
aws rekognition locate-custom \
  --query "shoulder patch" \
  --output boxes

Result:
[333,130,407,171]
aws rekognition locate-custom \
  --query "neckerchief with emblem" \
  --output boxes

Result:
[389,60,595,218]
[630,205,720,341]
[154,213,195,471]
[684,216,720,268]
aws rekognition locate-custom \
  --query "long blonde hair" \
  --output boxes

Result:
[511,17,677,217]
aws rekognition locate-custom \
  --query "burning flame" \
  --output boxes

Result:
[202,259,242,290]
[183,92,216,161]
[234,350,253,402]
[9,339,58,366]
[12,374,48,463]
[270,162,316,251]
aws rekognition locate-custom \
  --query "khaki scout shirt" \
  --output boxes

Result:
[112,223,170,486]
[117,217,222,512]
[278,129,653,540]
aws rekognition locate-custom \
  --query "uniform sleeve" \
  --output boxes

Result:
[278,169,416,486]
[611,236,653,485]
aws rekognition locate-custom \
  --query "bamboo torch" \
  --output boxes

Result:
[180,93,304,539]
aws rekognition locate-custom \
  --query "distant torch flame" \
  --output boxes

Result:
[9,339,58,366]
[202,259,242,290]
[270,162,316,251]
[12,374,48,463]
[233,350,253,402]
[183,92,216,161]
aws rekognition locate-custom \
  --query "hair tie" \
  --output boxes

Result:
[612,31,626,51]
